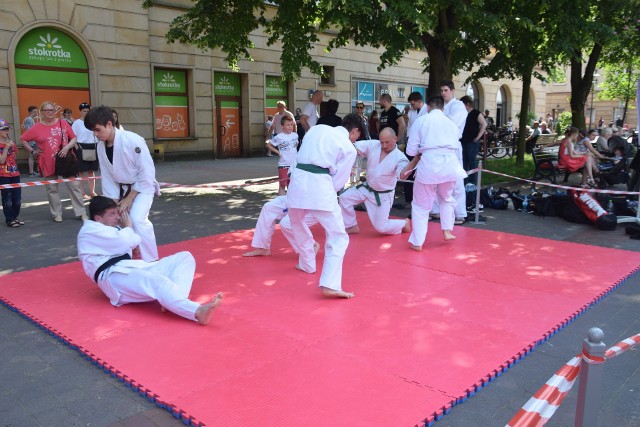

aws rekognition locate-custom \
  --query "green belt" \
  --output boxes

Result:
[356,182,393,206]
[296,163,330,174]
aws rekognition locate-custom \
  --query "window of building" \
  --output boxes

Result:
[153,68,190,139]
[320,66,335,85]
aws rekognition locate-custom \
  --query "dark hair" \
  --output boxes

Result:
[84,106,114,130]
[280,115,294,125]
[89,196,117,220]
[79,102,91,111]
[342,113,365,135]
[325,99,339,115]
[370,110,378,118]
[440,80,455,90]
[564,126,579,137]
[408,91,423,102]
[460,95,473,106]
[27,106,37,113]
[63,108,72,115]
[426,95,445,109]
[111,109,121,129]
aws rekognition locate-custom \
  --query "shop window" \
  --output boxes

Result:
[153,68,190,138]
[320,66,335,85]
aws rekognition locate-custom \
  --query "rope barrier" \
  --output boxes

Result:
[0,176,99,189]
[507,331,640,426]
[604,333,640,359]
[506,355,581,427]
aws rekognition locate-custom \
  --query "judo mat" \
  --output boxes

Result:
[1,215,639,426]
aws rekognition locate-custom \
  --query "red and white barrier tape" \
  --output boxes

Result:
[0,176,99,189]
[0,176,279,190]
[605,333,640,359]
[479,168,640,196]
[506,355,581,427]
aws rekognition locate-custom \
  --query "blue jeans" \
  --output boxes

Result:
[0,176,21,224]
[462,141,480,184]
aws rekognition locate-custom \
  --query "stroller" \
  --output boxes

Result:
[597,137,632,188]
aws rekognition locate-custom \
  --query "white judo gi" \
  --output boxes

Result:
[286,125,357,291]
[97,128,160,261]
[250,195,318,253]
[431,97,468,219]
[339,139,409,234]
[407,109,467,247]
[77,220,199,321]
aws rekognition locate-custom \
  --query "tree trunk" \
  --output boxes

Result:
[516,70,532,167]
[569,44,602,131]
[421,7,456,96]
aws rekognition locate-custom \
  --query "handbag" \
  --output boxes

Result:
[78,142,97,161]
[54,121,79,177]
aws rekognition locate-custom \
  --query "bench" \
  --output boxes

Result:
[531,134,574,184]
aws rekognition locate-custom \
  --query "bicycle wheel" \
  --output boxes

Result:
[489,140,509,158]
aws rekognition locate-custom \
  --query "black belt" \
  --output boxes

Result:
[356,182,393,206]
[119,183,133,200]
[94,253,131,282]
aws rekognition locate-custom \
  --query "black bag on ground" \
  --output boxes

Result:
[480,188,509,210]
[531,193,557,217]
[553,194,591,224]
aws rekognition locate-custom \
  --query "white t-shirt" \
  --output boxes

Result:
[271,132,299,168]
[72,118,96,144]
[302,102,318,128]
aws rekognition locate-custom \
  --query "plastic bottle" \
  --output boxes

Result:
[606,199,614,214]
[488,185,494,197]
[522,195,529,213]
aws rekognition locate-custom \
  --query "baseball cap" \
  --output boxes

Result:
[0,119,11,130]
[79,102,91,111]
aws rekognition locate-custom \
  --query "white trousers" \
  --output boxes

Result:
[430,178,467,218]
[339,186,405,234]
[288,205,349,291]
[105,251,199,321]
[409,181,456,247]
[129,192,158,261]
[251,197,317,253]
[45,178,85,217]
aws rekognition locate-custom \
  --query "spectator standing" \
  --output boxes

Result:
[377,93,406,143]
[294,107,305,145]
[265,115,274,156]
[368,110,379,139]
[317,99,342,127]
[354,102,369,139]
[300,90,323,131]
[615,116,623,128]
[0,119,23,228]
[484,110,495,127]
[62,108,74,126]
[72,103,99,200]
[460,96,487,186]
[112,109,124,130]
[266,115,299,195]
[20,102,86,222]
[21,105,39,176]
[267,101,296,137]
[598,117,604,129]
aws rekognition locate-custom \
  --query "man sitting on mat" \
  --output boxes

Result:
[77,196,222,325]
[242,194,319,257]
[338,127,411,235]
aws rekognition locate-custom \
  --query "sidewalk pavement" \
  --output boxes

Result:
[1,156,638,426]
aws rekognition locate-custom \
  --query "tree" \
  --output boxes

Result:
[468,0,560,166]
[598,61,639,124]
[141,0,498,95]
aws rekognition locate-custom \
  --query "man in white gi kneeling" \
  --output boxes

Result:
[77,196,222,325]
[401,95,467,251]
[338,127,411,235]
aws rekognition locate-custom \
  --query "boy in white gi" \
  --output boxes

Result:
[402,95,467,251]
[242,195,318,257]
[266,115,299,195]
[338,127,411,235]
[78,196,222,325]
[286,115,361,298]
[84,106,160,261]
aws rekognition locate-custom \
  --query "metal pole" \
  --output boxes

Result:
[474,167,482,223]
[575,327,606,427]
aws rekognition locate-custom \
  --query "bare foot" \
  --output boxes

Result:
[409,244,422,251]
[443,230,456,241]
[195,292,224,325]
[320,286,354,298]
[313,241,320,255]
[345,225,360,234]
[296,264,316,274]
[402,218,412,233]
[242,248,271,257]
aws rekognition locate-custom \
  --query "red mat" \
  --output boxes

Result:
[1,215,639,426]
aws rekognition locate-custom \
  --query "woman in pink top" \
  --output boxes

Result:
[21,102,87,222]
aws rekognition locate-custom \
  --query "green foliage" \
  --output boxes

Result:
[515,111,537,126]
[598,62,639,104]
[482,156,535,185]
[555,111,573,134]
